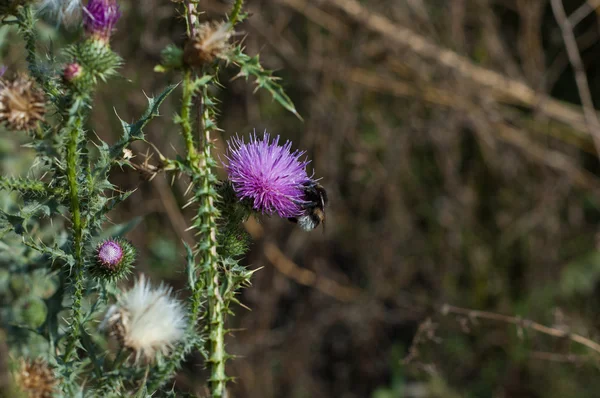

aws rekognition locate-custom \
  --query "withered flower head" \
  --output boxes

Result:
[183,21,232,68]
[14,358,57,398]
[101,274,186,363]
[0,75,45,131]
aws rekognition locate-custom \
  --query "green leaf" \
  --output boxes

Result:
[228,46,302,120]
[94,84,179,179]
[155,44,184,73]
[184,241,196,289]
[91,217,142,245]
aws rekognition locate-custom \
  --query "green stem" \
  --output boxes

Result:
[195,85,225,397]
[19,6,60,102]
[229,0,245,26]
[181,70,198,162]
[20,6,42,85]
[0,177,67,199]
[62,102,86,363]
[145,72,202,393]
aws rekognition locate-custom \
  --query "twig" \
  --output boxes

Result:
[244,218,362,302]
[568,0,600,27]
[441,304,600,355]
[551,0,600,156]
[530,351,586,365]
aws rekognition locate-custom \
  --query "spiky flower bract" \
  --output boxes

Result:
[92,238,135,281]
[183,21,232,68]
[102,274,186,362]
[224,132,313,218]
[83,0,120,43]
[0,74,45,131]
[13,358,57,398]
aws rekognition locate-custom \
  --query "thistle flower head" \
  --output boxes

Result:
[13,358,57,398]
[101,275,186,362]
[83,0,120,43]
[224,132,313,218]
[93,238,135,281]
[183,21,232,68]
[38,0,82,26]
[0,75,45,131]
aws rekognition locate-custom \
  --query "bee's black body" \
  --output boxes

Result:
[288,182,328,231]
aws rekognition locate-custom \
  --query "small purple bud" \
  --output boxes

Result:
[97,239,123,268]
[0,66,6,78]
[83,0,121,43]
[94,238,136,281]
[63,63,82,82]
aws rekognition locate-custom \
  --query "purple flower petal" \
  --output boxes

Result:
[83,0,120,42]
[97,239,124,267]
[224,132,312,218]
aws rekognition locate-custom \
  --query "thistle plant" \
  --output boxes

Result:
[0,0,321,396]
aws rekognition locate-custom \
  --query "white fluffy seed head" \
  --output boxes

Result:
[103,274,187,362]
[37,0,82,26]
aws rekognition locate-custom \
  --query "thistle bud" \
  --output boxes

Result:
[93,238,135,281]
[15,296,48,328]
[0,75,45,131]
[183,21,232,68]
[83,0,121,44]
[13,358,57,398]
[63,62,82,82]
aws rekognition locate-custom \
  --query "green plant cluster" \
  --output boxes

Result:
[0,0,301,396]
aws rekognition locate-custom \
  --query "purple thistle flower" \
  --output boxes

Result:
[224,132,313,218]
[83,0,120,42]
[97,239,123,268]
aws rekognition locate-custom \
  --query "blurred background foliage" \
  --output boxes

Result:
[6,0,600,397]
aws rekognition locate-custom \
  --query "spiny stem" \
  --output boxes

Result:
[196,85,225,397]
[181,70,198,162]
[19,6,43,86]
[229,0,244,26]
[19,6,60,102]
[0,177,67,199]
[146,73,213,392]
[62,104,86,363]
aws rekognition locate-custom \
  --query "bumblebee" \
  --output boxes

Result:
[289,182,328,231]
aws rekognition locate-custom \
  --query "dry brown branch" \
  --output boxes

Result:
[275,0,350,37]
[152,174,194,246]
[244,218,362,302]
[529,351,586,365]
[441,304,600,355]
[568,0,600,27]
[336,66,600,191]
[551,0,600,156]
[277,0,595,138]
[403,318,439,365]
